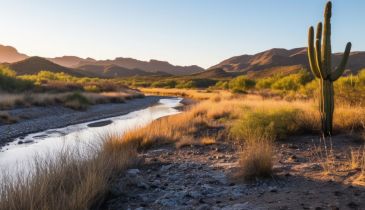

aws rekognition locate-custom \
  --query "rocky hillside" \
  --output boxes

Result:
[8,56,90,77]
[210,48,365,77]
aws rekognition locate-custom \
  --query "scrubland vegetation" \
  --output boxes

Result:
[0,68,143,112]
[130,69,365,106]
[1,90,364,209]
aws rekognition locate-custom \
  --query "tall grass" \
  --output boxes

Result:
[0,135,137,210]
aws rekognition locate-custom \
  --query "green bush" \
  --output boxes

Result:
[63,93,90,110]
[256,77,277,89]
[214,81,229,89]
[228,76,255,92]
[0,66,33,92]
[151,80,177,88]
[271,70,312,91]
[230,108,301,141]
[175,79,217,89]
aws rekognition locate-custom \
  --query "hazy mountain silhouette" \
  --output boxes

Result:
[0,44,28,63]
[0,44,204,76]
[78,64,171,78]
[75,58,204,76]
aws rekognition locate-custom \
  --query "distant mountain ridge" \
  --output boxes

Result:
[0,44,204,76]
[8,56,93,77]
[0,44,28,63]
[210,47,365,77]
[74,58,204,76]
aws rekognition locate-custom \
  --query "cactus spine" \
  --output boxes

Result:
[307,1,352,136]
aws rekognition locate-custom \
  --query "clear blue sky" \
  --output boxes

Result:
[0,0,363,68]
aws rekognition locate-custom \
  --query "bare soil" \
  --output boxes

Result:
[103,134,365,210]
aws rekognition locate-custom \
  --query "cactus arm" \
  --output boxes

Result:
[330,42,352,81]
[315,22,323,73]
[308,27,322,78]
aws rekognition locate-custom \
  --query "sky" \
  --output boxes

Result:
[0,0,363,68]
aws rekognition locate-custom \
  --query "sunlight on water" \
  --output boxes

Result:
[0,98,182,176]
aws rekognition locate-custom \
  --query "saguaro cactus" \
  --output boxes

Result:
[307,1,352,136]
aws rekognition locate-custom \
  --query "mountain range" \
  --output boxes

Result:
[0,44,204,77]
[1,44,365,79]
[209,47,365,78]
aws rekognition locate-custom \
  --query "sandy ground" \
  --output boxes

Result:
[103,134,365,210]
[0,96,164,147]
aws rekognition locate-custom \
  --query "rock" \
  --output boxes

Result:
[87,120,113,127]
[151,180,161,188]
[288,144,299,149]
[136,179,150,190]
[197,204,210,210]
[127,169,141,177]
[160,164,173,172]
[269,187,278,193]
[221,202,255,210]
[347,201,359,209]
[23,140,34,144]
[187,190,202,199]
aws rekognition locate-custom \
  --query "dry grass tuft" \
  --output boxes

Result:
[0,135,137,210]
[239,140,274,180]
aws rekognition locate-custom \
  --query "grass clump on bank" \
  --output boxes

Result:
[63,92,91,110]
[0,136,137,210]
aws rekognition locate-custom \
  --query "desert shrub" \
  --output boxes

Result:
[256,77,277,89]
[299,79,318,97]
[270,70,312,92]
[213,81,229,90]
[228,76,255,92]
[131,80,152,87]
[175,79,217,89]
[334,72,365,106]
[0,67,33,92]
[83,85,101,93]
[230,107,301,141]
[151,80,177,88]
[63,92,90,110]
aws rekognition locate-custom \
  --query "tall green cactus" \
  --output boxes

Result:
[307,1,352,136]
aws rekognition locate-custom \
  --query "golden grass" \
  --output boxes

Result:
[239,140,274,180]
[139,88,233,100]
[0,135,137,210]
